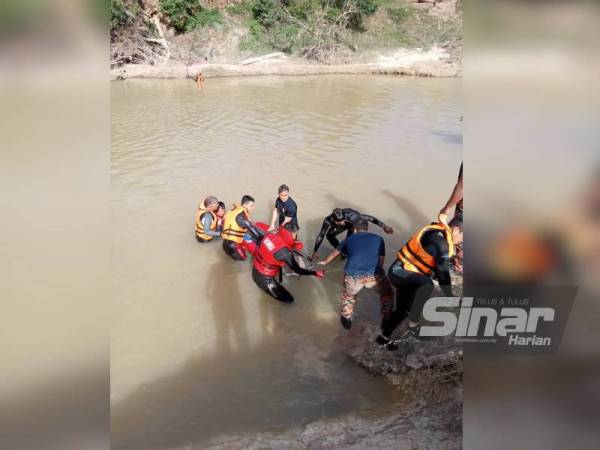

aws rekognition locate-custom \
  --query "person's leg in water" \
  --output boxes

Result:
[373,271,395,335]
[326,225,353,259]
[222,240,247,261]
[326,225,349,249]
[378,260,432,345]
[252,267,294,303]
[339,274,366,329]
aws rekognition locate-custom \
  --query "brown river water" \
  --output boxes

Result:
[111,75,462,449]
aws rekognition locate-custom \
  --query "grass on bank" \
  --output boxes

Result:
[111,0,461,64]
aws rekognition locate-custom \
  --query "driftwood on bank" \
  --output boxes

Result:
[111,59,460,81]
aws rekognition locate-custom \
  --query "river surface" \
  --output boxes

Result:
[111,75,462,449]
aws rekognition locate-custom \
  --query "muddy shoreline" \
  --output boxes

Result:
[110,50,461,81]
[167,320,463,450]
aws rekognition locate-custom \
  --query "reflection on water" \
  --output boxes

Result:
[111,75,461,449]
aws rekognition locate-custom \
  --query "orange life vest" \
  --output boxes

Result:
[195,207,218,241]
[222,204,250,243]
[397,222,455,275]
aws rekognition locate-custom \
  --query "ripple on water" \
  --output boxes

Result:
[110,75,462,449]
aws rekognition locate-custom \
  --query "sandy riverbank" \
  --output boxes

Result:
[110,47,461,80]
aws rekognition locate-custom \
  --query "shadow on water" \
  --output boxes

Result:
[432,130,463,146]
[380,189,429,236]
[112,249,378,450]
[205,256,250,356]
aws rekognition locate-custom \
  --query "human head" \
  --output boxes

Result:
[449,217,463,245]
[203,195,219,211]
[241,194,255,212]
[283,221,299,239]
[278,184,290,202]
[332,208,345,225]
[353,219,368,232]
[216,201,226,216]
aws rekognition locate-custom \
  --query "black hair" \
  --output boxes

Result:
[283,222,299,233]
[448,217,463,232]
[217,201,225,210]
[354,219,368,231]
[332,208,344,221]
[241,195,255,205]
[278,184,290,194]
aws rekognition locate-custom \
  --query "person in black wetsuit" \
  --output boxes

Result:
[312,208,394,258]
[268,184,299,232]
[252,222,325,303]
[379,217,463,348]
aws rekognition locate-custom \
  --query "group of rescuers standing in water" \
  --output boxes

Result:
[195,165,463,349]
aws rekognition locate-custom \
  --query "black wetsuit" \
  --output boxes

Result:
[313,208,386,253]
[222,212,265,260]
[252,248,318,303]
[383,229,453,336]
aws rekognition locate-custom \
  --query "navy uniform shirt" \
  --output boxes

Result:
[275,197,298,228]
[338,232,385,276]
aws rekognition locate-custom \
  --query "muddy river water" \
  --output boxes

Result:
[111,75,462,449]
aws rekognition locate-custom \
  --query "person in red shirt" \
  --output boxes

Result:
[252,222,324,303]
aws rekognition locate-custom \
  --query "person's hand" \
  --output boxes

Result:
[293,241,304,251]
[383,225,394,234]
[315,270,325,279]
[437,212,449,225]
[268,226,276,232]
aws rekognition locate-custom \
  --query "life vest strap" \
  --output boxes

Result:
[403,244,436,272]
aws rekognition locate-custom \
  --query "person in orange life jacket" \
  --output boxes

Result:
[379,217,463,348]
[216,201,226,229]
[242,222,270,257]
[318,219,394,332]
[195,195,222,243]
[252,222,325,303]
[221,195,264,260]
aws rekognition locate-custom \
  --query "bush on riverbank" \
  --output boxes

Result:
[232,0,379,62]
[110,0,462,66]
[160,0,223,32]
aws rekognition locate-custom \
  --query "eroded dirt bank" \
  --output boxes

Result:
[110,47,460,80]
[165,318,462,450]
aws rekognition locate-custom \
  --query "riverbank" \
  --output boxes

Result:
[111,46,460,80]
[169,320,463,450]
[111,0,462,81]
[197,278,464,450]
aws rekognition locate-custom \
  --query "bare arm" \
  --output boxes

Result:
[268,207,278,231]
[440,176,463,218]
[319,249,341,265]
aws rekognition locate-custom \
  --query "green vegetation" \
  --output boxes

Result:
[160,0,223,32]
[111,0,135,32]
[110,0,462,64]
[236,0,380,60]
